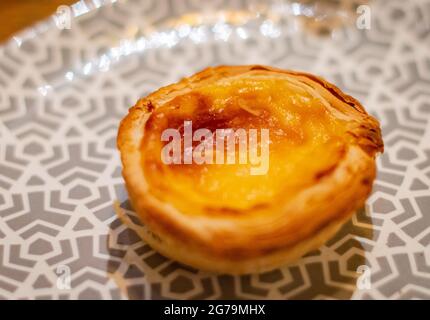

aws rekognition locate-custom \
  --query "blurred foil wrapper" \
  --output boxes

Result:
[285,0,370,35]
[163,0,370,37]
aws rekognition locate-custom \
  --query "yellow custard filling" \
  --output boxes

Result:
[141,75,349,215]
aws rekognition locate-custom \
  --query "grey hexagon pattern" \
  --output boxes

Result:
[0,0,430,299]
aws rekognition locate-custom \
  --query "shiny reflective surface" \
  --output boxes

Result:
[10,0,366,96]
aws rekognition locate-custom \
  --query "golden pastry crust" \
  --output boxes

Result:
[117,65,383,274]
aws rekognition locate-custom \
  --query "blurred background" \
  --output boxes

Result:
[0,0,370,42]
[0,1,76,42]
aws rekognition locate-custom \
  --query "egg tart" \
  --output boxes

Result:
[117,65,383,274]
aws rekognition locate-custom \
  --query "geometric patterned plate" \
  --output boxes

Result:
[0,0,430,299]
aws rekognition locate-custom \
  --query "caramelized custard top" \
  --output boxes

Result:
[141,75,349,215]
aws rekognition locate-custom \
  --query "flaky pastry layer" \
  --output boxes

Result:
[117,65,383,273]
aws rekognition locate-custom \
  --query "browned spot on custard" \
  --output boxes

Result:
[204,206,241,215]
[361,177,371,186]
[143,90,306,169]
[314,164,338,181]
[147,100,155,112]
[313,146,347,181]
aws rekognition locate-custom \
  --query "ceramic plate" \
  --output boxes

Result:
[1,0,430,299]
